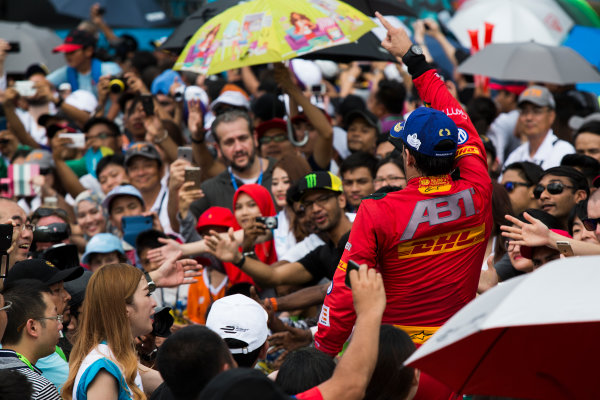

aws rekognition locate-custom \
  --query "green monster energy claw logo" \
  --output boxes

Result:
[306,173,317,188]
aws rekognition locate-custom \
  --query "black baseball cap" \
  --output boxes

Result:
[293,171,343,202]
[4,259,84,287]
[343,109,381,134]
[198,368,287,400]
[125,142,163,167]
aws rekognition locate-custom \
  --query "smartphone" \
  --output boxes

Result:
[184,167,202,190]
[141,94,154,116]
[255,216,278,229]
[0,224,13,253]
[7,42,20,53]
[178,146,193,163]
[14,80,36,97]
[59,132,85,149]
[122,215,153,247]
[556,241,574,257]
[311,84,326,96]
[344,260,361,289]
[43,196,58,208]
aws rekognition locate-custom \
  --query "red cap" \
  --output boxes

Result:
[520,229,572,259]
[195,207,235,234]
[256,118,287,138]
[53,29,96,53]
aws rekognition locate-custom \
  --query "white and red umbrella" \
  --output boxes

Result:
[406,256,600,399]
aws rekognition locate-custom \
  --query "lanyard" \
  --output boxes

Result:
[228,158,263,191]
[15,352,35,371]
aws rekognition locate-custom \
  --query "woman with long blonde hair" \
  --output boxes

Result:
[62,264,157,400]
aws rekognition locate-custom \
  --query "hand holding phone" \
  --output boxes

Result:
[141,94,154,116]
[122,215,154,247]
[556,241,574,257]
[184,167,202,190]
[59,132,86,149]
[178,146,193,163]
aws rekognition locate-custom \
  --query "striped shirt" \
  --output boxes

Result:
[0,349,61,400]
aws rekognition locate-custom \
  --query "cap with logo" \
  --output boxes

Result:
[81,233,125,264]
[205,294,268,354]
[294,171,343,202]
[195,207,236,234]
[518,85,556,109]
[389,107,458,157]
[210,85,250,111]
[125,142,163,167]
[53,29,97,53]
[25,149,55,170]
[4,259,84,286]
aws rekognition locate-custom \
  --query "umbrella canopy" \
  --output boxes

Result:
[556,0,600,27]
[300,31,396,63]
[174,0,376,76]
[161,0,242,51]
[0,22,65,74]
[448,0,574,47]
[457,41,600,85]
[405,256,600,399]
[342,0,416,17]
[49,0,168,28]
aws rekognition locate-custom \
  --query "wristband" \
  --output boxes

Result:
[153,129,169,144]
[233,252,246,269]
[55,97,64,108]
[268,297,278,312]
[243,250,256,259]
[190,136,204,144]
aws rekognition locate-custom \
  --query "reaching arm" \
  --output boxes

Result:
[270,282,328,312]
[3,89,40,148]
[274,63,333,170]
[50,135,86,197]
[305,265,386,400]
[188,99,225,179]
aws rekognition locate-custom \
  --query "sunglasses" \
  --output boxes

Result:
[582,217,600,232]
[259,134,287,145]
[503,181,530,193]
[533,182,575,199]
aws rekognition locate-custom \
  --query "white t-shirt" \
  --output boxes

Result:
[503,130,574,170]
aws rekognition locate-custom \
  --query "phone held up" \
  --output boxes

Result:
[344,260,361,289]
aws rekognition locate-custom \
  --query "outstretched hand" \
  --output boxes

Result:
[147,237,182,265]
[501,212,551,248]
[152,252,201,288]
[205,227,241,263]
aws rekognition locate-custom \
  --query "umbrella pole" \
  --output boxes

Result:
[457,328,509,396]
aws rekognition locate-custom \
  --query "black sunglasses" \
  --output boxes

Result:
[533,182,575,199]
[582,217,600,232]
[503,181,530,193]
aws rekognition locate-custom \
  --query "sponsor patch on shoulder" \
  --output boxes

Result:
[457,128,468,145]
[337,260,348,272]
[345,242,352,251]
[455,145,480,158]
[319,305,331,327]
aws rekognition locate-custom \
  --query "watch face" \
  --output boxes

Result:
[411,45,423,55]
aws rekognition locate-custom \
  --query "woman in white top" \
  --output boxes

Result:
[62,263,157,400]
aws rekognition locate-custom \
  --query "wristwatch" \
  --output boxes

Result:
[144,271,156,293]
[408,44,423,56]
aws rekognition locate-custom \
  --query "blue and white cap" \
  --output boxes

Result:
[81,233,124,264]
[389,107,458,158]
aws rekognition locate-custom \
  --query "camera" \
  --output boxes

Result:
[152,306,174,338]
[35,243,80,270]
[32,223,71,244]
[255,216,278,229]
[108,75,128,94]
[0,224,13,253]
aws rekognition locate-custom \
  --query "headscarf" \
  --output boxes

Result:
[232,184,278,266]
[74,190,107,239]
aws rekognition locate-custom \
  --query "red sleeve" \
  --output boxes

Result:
[314,203,377,356]
[295,386,324,400]
[413,70,491,193]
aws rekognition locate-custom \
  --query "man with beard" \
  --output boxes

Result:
[189,110,276,218]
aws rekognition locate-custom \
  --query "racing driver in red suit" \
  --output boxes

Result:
[314,13,493,398]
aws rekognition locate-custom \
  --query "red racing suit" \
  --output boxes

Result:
[314,68,493,355]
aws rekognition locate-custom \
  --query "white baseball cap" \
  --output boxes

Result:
[206,294,268,354]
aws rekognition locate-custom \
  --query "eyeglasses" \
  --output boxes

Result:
[259,134,287,144]
[518,106,551,116]
[38,314,64,324]
[0,301,12,312]
[533,182,575,199]
[14,222,34,232]
[374,176,405,186]
[87,132,117,141]
[582,217,600,232]
[302,193,336,210]
[503,181,530,193]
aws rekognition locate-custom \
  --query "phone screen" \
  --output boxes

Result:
[344,260,360,289]
[122,215,153,246]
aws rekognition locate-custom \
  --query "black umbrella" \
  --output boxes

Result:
[344,0,416,17]
[301,32,396,63]
[49,0,168,28]
[161,0,242,51]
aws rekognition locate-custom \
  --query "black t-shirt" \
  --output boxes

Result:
[298,231,351,284]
